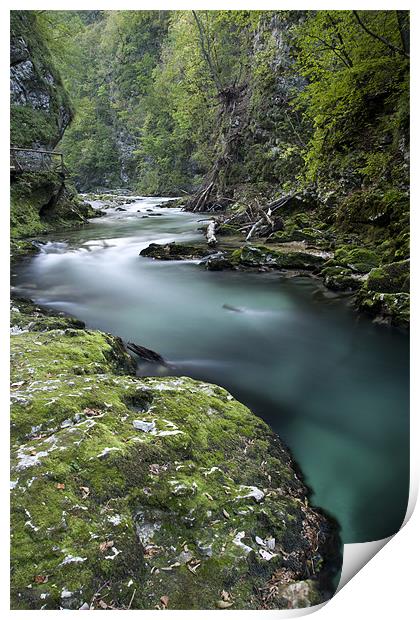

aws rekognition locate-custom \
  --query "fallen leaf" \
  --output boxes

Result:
[222,509,230,519]
[217,600,233,609]
[34,575,48,584]
[56,483,65,490]
[99,540,114,553]
[220,590,230,602]
[204,492,214,501]
[98,600,108,609]
[160,595,169,608]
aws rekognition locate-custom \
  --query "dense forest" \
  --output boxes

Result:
[19,10,409,206]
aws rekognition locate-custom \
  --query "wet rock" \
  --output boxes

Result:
[365,259,409,293]
[357,290,409,328]
[333,246,381,274]
[355,260,410,327]
[140,242,209,261]
[222,304,242,313]
[203,252,235,271]
[233,245,327,271]
[321,266,365,291]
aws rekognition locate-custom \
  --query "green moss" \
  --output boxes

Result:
[365,260,410,294]
[357,291,409,328]
[10,300,340,609]
[11,172,98,241]
[334,246,381,274]
[140,242,209,260]
[321,266,364,292]
[233,245,327,271]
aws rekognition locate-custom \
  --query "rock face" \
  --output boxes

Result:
[10,12,98,243]
[10,11,72,150]
[10,299,340,610]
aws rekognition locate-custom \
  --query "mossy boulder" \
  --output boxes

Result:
[365,260,410,294]
[232,245,327,271]
[11,172,98,240]
[140,242,210,261]
[10,300,340,610]
[356,260,410,327]
[204,252,236,271]
[333,246,381,274]
[357,291,410,328]
[321,266,364,292]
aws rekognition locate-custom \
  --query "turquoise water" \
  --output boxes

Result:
[12,196,410,544]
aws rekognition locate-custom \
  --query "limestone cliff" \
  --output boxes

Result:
[10,11,96,245]
[10,12,72,150]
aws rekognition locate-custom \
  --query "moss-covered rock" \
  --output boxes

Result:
[355,260,410,327]
[356,291,409,328]
[10,300,340,610]
[232,245,327,271]
[11,172,99,241]
[333,246,381,274]
[320,266,365,292]
[204,252,236,271]
[140,242,210,261]
[365,260,410,294]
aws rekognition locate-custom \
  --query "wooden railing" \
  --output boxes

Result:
[10,147,66,175]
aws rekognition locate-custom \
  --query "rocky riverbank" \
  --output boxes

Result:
[140,196,409,329]
[10,297,340,610]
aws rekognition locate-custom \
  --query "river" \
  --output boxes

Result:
[12,196,410,544]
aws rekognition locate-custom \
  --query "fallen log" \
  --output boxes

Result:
[207,220,217,247]
[127,342,166,366]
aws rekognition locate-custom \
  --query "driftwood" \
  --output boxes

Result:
[245,217,265,241]
[207,220,217,247]
[127,342,166,366]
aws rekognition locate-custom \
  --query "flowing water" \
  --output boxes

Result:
[12,196,410,544]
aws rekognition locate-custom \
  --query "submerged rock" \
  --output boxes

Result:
[10,299,340,610]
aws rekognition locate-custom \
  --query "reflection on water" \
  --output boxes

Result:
[12,196,409,543]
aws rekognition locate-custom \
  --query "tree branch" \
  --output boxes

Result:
[353,11,409,58]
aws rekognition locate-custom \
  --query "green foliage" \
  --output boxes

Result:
[20,7,409,243]
[293,10,409,194]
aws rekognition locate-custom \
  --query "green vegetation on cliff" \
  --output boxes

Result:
[10,11,101,241]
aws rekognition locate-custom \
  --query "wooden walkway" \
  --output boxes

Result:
[10,147,66,176]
